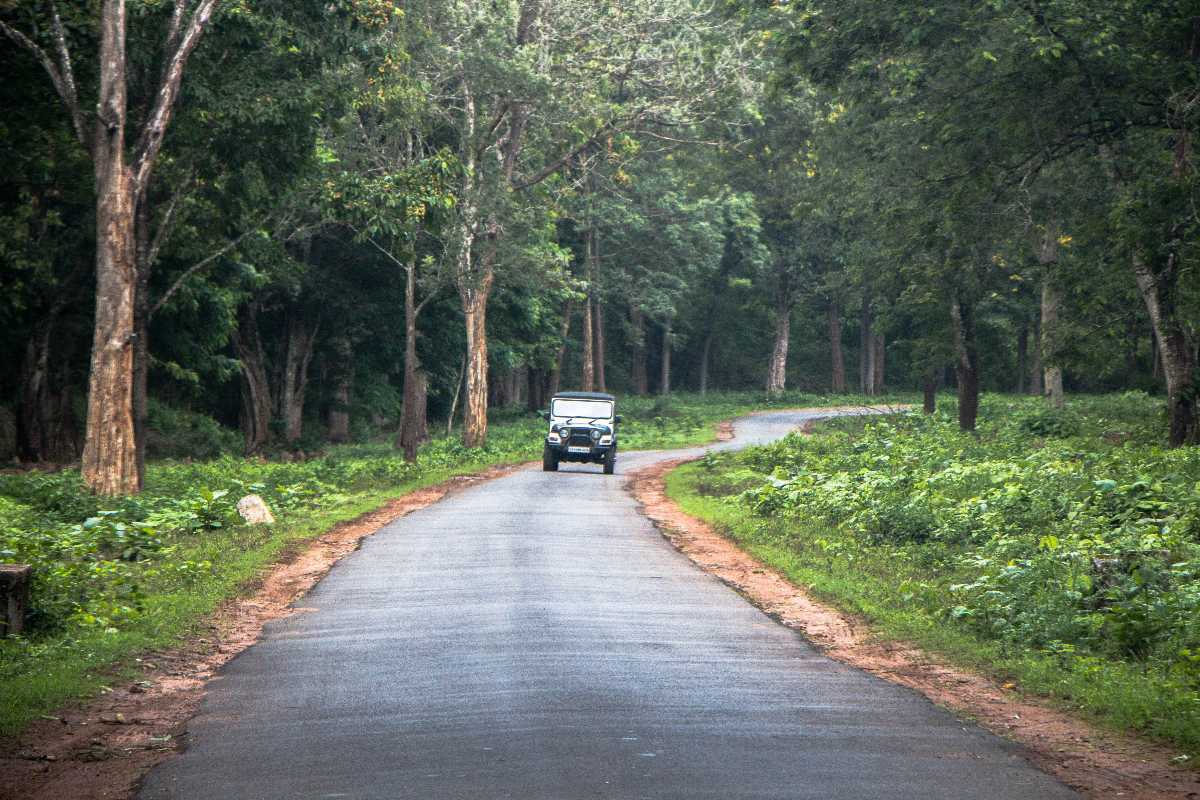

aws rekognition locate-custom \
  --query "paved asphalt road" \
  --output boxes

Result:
[140,410,1078,800]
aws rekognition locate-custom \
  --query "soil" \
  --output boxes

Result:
[628,457,1200,800]
[0,462,529,800]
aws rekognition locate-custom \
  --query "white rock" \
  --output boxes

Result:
[237,494,275,525]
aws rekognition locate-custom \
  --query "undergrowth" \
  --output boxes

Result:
[668,391,1200,757]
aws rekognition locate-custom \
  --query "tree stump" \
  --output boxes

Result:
[1,564,31,637]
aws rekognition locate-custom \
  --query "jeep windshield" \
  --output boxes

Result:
[550,398,613,421]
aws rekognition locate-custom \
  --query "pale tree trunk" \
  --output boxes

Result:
[950,294,980,432]
[659,319,672,396]
[698,331,713,395]
[2,0,221,493]
[873,332,885,393]
[859,296,876,396]
[548,302,572,397]
[397,257,430,460]
[1039,222,1064,408]
[828,301,846,393]
[327,337,352,443]
[1135,254,1197,445]
[462,294,490,447]
[281,313,318,446]
[234,303,272,454]
[766,302,790,396]
[581,298,595,391]
[630,305,648,394]
[81,3,139,493]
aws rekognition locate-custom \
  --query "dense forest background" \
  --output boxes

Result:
[1,1,1197,494]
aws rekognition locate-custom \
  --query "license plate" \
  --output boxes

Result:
[567,446,591,454]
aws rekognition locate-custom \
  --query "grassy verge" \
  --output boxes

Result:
[0,391,901,738]
[666,392,1200,758]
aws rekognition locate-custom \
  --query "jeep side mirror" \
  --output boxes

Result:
[615,415,623,423]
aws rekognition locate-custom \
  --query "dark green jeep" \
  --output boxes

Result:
[540,391,621,474]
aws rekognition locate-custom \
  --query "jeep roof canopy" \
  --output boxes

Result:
[552,391,616,401]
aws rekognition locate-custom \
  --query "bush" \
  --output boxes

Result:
[144,400,241,460]
[719,394,1200,672]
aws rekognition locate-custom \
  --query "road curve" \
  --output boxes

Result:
[140,408,1077,800]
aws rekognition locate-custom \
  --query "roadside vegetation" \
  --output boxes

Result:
[0,390,885,737]
[669,393,1200,757]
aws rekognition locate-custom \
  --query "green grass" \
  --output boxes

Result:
[0,390,904,738]
[666,391,1200,758]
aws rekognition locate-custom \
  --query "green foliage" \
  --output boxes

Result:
[144,400,243,460]
[680,394,1200,751]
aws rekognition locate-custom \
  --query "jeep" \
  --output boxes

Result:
[540,391,621,474]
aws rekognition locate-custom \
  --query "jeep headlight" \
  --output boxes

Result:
[590,429,601,441]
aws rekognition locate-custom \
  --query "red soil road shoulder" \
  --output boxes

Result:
[0,461,530,800]
[628,457,1200,800]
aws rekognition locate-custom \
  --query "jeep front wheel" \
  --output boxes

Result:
[602,447,616,475]
[542,444,559,472]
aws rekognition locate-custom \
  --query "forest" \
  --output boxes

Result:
[1,0,1200,760]
[0,0,1194,493]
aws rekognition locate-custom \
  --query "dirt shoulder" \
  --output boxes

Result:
[0,462,528,800]
[629,457,1200,800]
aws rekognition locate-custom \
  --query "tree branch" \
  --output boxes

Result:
[146,176,193,269]
[511,122,617,191]
[133,0,220,197]
[47,0,89,151]
[0,14,90,151]
[149,229,250,318]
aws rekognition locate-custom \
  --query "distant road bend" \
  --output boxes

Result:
[140,408,1078,800]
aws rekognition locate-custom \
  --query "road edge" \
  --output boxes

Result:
[0,461,531,800]
[627,428,1199,800]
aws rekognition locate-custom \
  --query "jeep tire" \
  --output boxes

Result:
[542,444,559,472]
[602,447,616,475]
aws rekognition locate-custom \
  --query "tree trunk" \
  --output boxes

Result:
[1016,325,1028,394]
[397,260,429,459]
[630,305,648,395]
[327,337,353,444]
[872,332,885,393]
[950,295,980,432]
[859,297,875,396]
[922,368,938,415]
[594,301,606,392]
[81,50,139,493]
[698,331,713,395]
[766,300,790,396]
[1028,316,1044,396]
[234,303,272,454]
[1039,222,1064,408]
[1135,253,1197,445]
[132,201,152,484]
[281,312,318,446]
[462,295,489,447]
[581,298,595,392]
[548,302,572,397]
[828,301,846,393]
[659,318,672,396]
[527,368,545,413]
[18,315,79,463]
